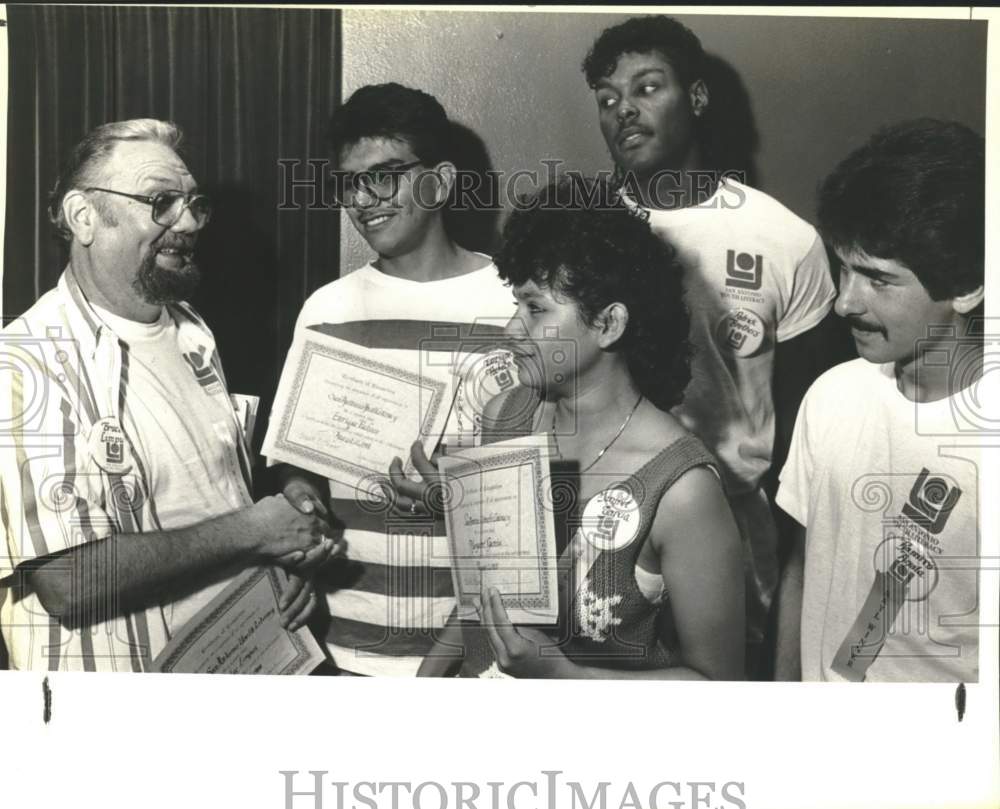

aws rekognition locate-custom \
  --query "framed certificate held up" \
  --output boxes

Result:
[438,436,559,625]
[262,328,453,492]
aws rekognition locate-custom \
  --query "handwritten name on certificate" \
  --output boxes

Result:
[438,436,558,624]
[153,568,325,675]
[262,329,452,491]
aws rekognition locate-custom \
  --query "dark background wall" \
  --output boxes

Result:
[340,11,986,269]
[0,5,343,671]
[2,5,342,419]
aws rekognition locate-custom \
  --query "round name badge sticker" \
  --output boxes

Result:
[581,485,642,552]
[716,308,766,358]
[89,416,132,475]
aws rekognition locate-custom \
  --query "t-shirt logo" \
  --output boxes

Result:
[725,250,763,290]
[182,345,222,393]
[901,468,962,535]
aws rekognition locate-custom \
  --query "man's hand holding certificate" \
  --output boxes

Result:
[438,436,559,624]
[263,328,453,492]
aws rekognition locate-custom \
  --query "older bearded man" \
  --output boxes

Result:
[0,119,336,672]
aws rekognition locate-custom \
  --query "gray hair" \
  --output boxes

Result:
[48,118,184,240]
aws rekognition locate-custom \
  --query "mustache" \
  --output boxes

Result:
[617,123,653,138]
[155,234,197,251]
[845,316,883,334]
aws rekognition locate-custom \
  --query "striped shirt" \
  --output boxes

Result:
[0,269,253,671]
[283,261,516,676]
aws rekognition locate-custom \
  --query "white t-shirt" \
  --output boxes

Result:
[777,359,980,682]
[628,178,836,648]
[93,304,252,637]
[633,178,836,495]
[287,259,516,676]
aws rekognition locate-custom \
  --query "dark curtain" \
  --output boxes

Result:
[1,6,342,669]
[3,3,342,467]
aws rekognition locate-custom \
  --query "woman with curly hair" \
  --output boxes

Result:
[419,179,745,679]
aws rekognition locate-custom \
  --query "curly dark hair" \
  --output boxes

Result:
[582,15,706,90]
[817,118,984,301]
[328,82,451,167]
[495,179,691,411]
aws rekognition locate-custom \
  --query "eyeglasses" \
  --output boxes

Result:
[85,187,213,228]
[332,161,423,206]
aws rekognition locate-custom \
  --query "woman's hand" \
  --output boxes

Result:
[480,587,577,678]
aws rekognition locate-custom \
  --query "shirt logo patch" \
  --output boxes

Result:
[725,250,763,290]
[715,308,766,358]
[89,416,132,474]
[901,468,962,535]
[182,346,223,393]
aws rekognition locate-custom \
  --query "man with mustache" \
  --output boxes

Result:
[0,119,335,672]
[775,119,983,681]
[583,16,838,676]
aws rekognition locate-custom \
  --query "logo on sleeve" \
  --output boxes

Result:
[725,250,763,290]
[182,345,223,394]
[901,469,962,534]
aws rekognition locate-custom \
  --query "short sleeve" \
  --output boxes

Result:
[774,383,820,527]
[776,232,836,342]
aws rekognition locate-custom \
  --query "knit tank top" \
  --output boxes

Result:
[459,387,720,676]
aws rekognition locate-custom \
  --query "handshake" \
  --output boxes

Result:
[244,474,345,632]
[244,441,444,633]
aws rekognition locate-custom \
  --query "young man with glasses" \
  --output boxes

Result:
[0,119,336,672]
[273,84,516,676]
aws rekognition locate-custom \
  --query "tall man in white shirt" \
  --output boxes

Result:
[0,119,334,671]
[582,16,838,674]
[775,119,984,682]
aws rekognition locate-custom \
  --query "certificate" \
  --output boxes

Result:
[152,568,326,675]
[438,436,558,624]
[262,329,452,491]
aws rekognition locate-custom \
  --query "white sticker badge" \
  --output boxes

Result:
[580,485,642,552]
[89,417,132,475]
[716,308,766,358]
